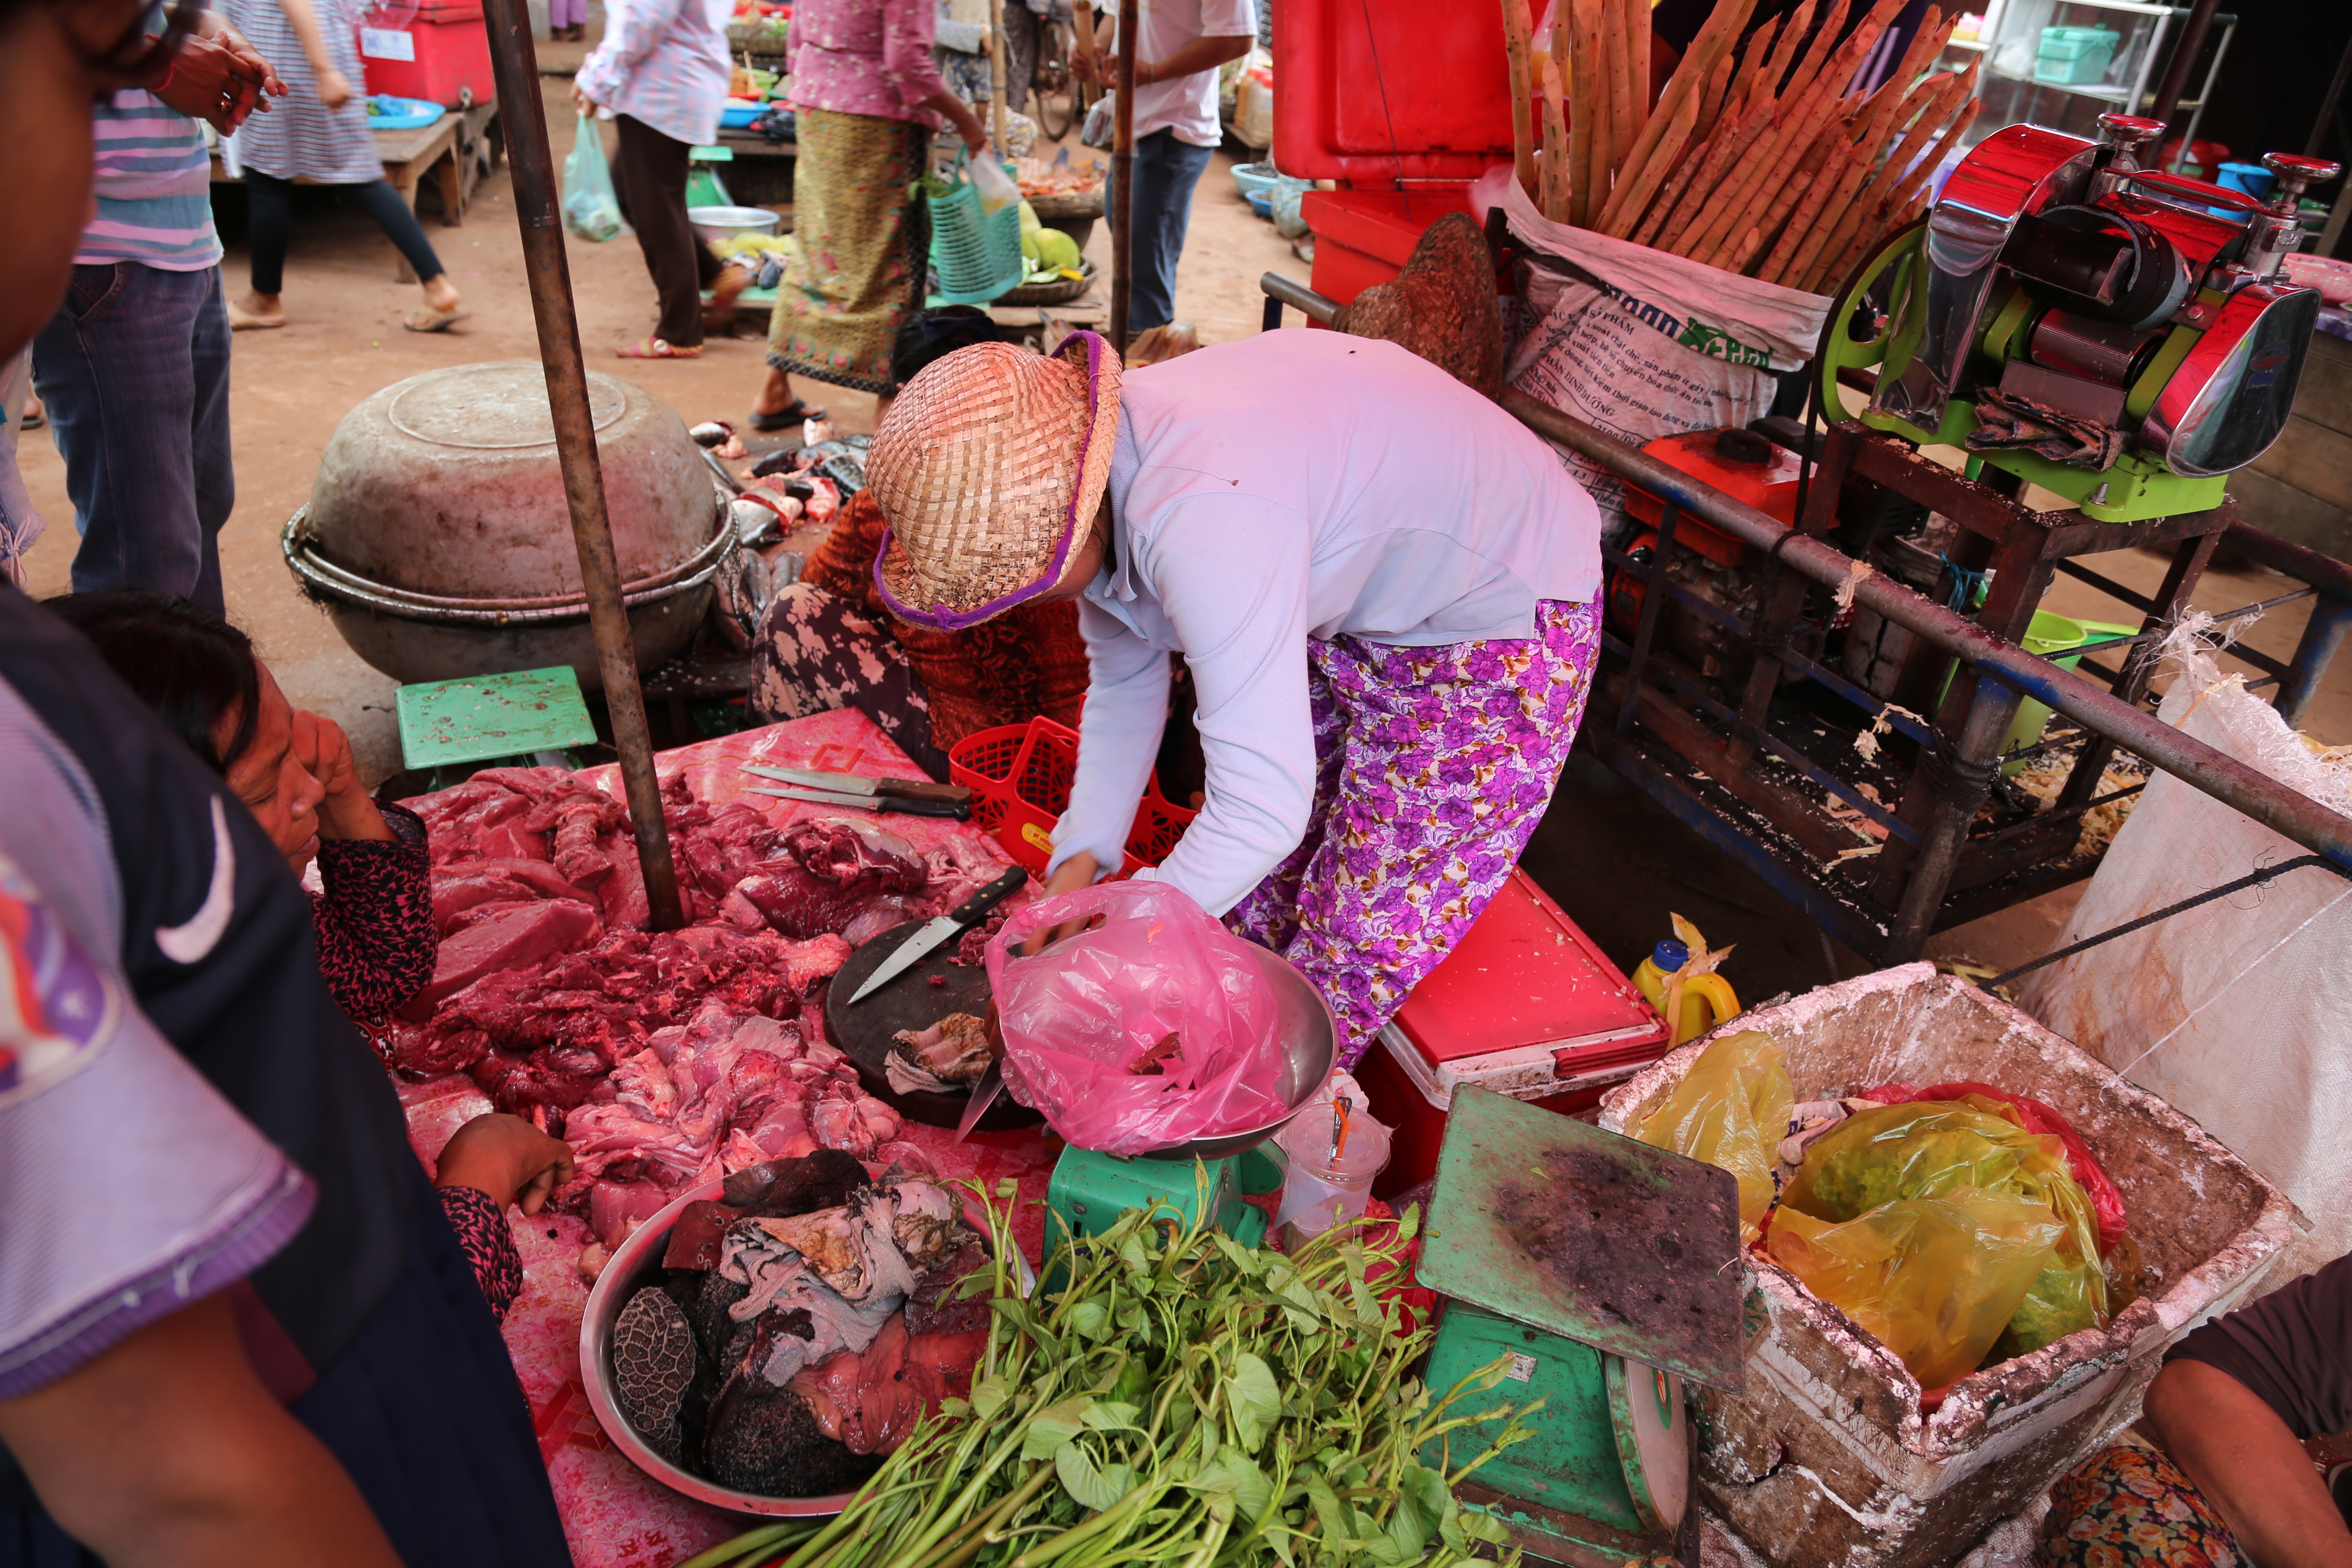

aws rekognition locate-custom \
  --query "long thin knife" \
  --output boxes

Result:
[746,785,971,819]
[955,1061,1004,1141]
[848,864,1027,1003]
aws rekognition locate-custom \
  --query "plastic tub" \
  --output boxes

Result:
[688,204,781,245]
[719,99,763,128]
[1231,160,1283,201]
[1599,965,2294,1568]
[1936,609,2133,769]
[2033,25,2118,84]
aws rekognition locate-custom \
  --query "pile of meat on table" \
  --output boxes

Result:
[609,1151,994,1496]
[379,766,1006,1249]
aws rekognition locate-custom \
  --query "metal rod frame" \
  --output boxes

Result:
[478,0,687,930]
[1108,0,1137,354]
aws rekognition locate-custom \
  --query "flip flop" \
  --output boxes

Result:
[749,398,827,432]
[404,306,469,334]
[226,300,285,330]
[616,337,701,359]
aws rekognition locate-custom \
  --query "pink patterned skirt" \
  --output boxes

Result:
[1226,599,1602,1070]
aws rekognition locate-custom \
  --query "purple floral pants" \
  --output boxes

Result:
[1226,599,1602,1070]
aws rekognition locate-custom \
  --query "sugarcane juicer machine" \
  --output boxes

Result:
[1825,114,2340,522]
[1416,1087,1745,1568]
[1587,114,2345,965]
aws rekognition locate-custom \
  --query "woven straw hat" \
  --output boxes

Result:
[869,331,1122,631]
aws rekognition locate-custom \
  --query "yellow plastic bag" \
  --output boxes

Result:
[1636,1030,1793,1243]
[1766,1188,2064,1388]
[1782,1097,2108,1360]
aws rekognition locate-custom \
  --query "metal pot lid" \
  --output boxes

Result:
[387,362,630,450]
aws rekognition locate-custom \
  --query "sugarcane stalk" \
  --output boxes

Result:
[1605,0,1637,179]
[1717,127,1837,272]
[1629,0,1651,115]
[1807,82,1978,293]
[1500,0,1539,197]
[1761,137,1862,281]
[1584,0,1614,217]
[1806,68,1960,276]
[1540,52,1571,221]
[1601,72,1698,239]
[1642,91,1770,248]
[1599,0,1752,233]
[1566,0,1600,226]
[1694,46,1733,142]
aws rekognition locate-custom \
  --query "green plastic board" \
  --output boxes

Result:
[396,667,598,770]
[1420,1087,1746,1393]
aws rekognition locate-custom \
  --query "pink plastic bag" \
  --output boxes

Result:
[984,881,1292,1157]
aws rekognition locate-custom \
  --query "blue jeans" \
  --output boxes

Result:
[32,263,233,612]
[1106,129,1217,334]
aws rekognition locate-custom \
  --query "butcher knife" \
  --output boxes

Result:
[741,765,973,807]
[746,784,972,819]
[848,864,1028,1003]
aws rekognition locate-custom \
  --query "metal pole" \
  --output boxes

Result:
[1498,389,2352,873]
[2146,0,2218,130]
[476,0,687,931]
[1109,0,1137,354]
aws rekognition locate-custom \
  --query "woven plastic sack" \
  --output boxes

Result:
[1635,1029,1793,1243]
[2023,628,2352,1283]
[1766,1189,2065,1389]
[984,880,1290,1157]
[1473,164,1831,545]
[562,112,622,242]
[1782,1097,2108,1360]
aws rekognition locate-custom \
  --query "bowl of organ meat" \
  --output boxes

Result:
[582,1149,1012,1513]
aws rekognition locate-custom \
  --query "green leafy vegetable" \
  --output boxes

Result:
[678,1171,1537,1568]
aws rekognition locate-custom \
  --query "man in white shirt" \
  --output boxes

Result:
[1076,0,1255,333]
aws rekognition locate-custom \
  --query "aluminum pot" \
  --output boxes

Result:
[582,1176,1029,1516]
[286,361,730,690]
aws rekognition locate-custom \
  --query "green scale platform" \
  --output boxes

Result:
[1418,1088,1746,1568]
[1044,1147,1282,1278]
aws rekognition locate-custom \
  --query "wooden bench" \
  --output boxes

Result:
[211,98,503,280]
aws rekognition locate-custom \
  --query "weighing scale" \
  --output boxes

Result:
[1418,1087,1745,1568]
[1045,1146,1280,1253]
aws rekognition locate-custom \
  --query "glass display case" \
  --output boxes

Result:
[1938,0,2237,172]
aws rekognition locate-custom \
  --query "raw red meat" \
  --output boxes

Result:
[431,858,593,933]
[402,897,603,1017]
[783,819,928,892]
[790,1315,987,1456]
[732,860,910,943]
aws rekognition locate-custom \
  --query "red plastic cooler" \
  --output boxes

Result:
[361,0,496,107]
[1272,0,1525,306]
[1356,870,1669,1199]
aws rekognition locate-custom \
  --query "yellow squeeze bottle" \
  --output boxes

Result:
[1630,935,1741,1047]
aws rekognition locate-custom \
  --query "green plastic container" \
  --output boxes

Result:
[1937,612,2138,772]
[2033,25,2118,84]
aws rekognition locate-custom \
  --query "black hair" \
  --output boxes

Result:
[890,305,1005,389]
[43,590,262,775]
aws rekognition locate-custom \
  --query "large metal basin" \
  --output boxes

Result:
[286,361,730,690]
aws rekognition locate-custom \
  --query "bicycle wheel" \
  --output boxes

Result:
[1033,18,1076,141]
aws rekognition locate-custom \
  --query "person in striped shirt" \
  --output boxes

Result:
[30,19,284,616]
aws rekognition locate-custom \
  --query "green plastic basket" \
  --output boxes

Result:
[927,151,1025,306]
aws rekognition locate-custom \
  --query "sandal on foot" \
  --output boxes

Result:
[403,306,469,333]
[226,300,285,330]
[749,398,827,432]
[616,337,701,359]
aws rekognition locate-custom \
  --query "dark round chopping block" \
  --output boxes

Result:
[825,920,1041,1131]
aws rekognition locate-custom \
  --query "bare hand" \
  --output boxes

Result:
[315,65,355,109]
[436,1114,577,1214]
[1021,851,1102,955]
[289,709,391,843]
[150,34,274,134]
[1071,50,1098,86]
[200,15,289,99]
[571,80,597,115]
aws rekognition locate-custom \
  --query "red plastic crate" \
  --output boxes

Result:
[360,0,496,108]
[947,717,1196,879]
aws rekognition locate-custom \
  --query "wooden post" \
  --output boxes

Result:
[474,0,686,931]
[987,0,1010,160]
[1110,0,1138,353]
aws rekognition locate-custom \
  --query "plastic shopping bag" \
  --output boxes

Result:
[984,881,1292,1158]
[563,112,623,242]
[1635,1030,1794,1243]
[1857,1081,2129,1255]
[1767,1189,2064,1389]
[1782,1097,2109,1360]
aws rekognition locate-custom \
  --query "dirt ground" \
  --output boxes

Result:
[11,48,2345,987]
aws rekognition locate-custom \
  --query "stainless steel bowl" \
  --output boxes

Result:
[690,205,784,245]
[581,1175,1028,1516]
[1123,946,1337,1163]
